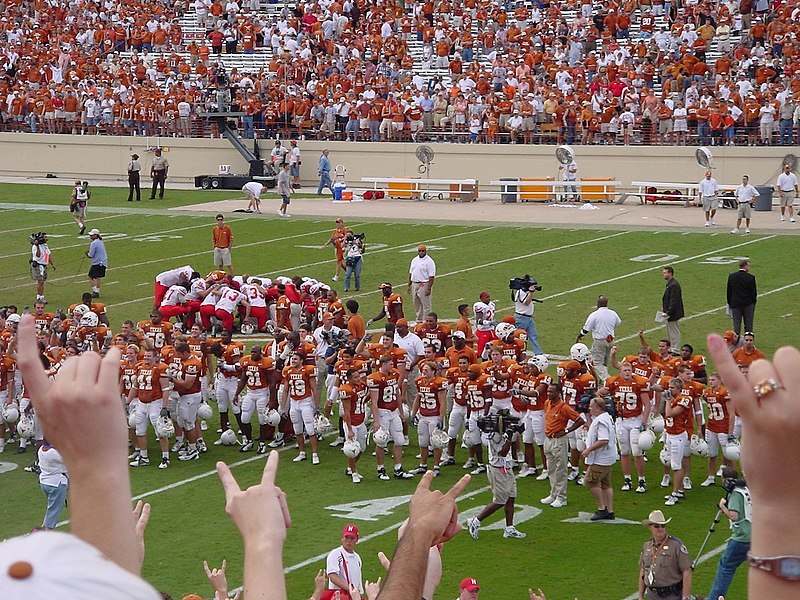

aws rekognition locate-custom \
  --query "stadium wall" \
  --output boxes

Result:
[0,132,791,192]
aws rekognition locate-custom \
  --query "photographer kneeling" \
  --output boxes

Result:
[465,411,527,540]
[511,275,543,354]
[344,232,365,293]
[707,469,751,600]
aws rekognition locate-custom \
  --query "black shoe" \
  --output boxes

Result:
[590,509,610,521]
[91,291,100,298]
[79,226,86,235]
[16,446,27,454]
[128,199,133,202]
[148,196,155,200]
[24,463,40,474]
[603,512,616,520]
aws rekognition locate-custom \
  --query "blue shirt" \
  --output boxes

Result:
[319,154,331,173]
[87,238,107,266]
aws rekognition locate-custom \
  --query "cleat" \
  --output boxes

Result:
[636,482,647,494]
[240,440,254,452]
[394,468,415,479]
[621,479,633,492]
[268,434,285,448]
[683,477,693,490]
[171,441,184,453]
[433,466,440,477]
[664,494,679,506]
[197,439,208,453]
[24,464,41,474]
[158,458,170,469]
[439,456,456,467]
[462,457,476,469]
[292,452,307,462]
[701,476,716,487]
[576,474,585,485]
[130,456,150,467]
[345,467,353,477]
[351,472,363,484]
[256,442,267,454]
[377,468,391,481]
[591,509,610,521]
[550,499,568,508]
[312,453,320,465]
[466,516,480,540]
[470,464,486,475]
[128,449,141,460]
[661,474,671,487]
[536,469,549,480]
[15,446,27,455]
[216,428,224,434]
[178,449,200,461]
[541,495,555,505]
[329,437,345,447]
[503,526,527,539]
[79,225,86,236]
[412,465,428,475]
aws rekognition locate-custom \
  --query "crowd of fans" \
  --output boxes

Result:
[1,0,799,145]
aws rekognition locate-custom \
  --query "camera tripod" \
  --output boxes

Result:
[692,508,723,570]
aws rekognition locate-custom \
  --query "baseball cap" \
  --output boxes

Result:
[396,318,408,327]
[322,312,334,320]
[342,524,359,538]
[0,531,161,600]
[452,330,466,339]
[722,330,737,345]
[417,244,427,251]
[564,360,581,370]
[88,228,101,237]
[479,291,490,300]
[378,282,393,289]
[460,578,480,592]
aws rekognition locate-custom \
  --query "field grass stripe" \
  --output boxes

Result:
[1,213,121,236]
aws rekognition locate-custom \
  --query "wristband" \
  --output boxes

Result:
[747,554,800,581]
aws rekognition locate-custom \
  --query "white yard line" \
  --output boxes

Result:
[2,213,121,235]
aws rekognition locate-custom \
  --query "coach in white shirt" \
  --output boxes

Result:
[407,244,436,323]
[776,163,798,222]
[326,524,363,593]
[731,174,759,234]
[581,396,619,521]
[576,295,621,381]
[698,170,719,227]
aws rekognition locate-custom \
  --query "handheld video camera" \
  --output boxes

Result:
[29,232,48,245]
[346,232,366,242]
[509,275,542,292]
[722,476,747,494]
[476,409,524,435]
[321,328,349,351]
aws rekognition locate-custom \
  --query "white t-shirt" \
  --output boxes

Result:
[326,546,363,592]
[243,181,264,198]
[156,265,193,286]
[394,331,425,365]
[38,445,68,487]
[585,411,618,466]
[777,171,798,192]
[409,255,436,283]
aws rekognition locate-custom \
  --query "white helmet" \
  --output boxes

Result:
[197,402,214,421]
[127,410,137,429]
[723,440,741,462]
[570,343,590,362]
[528,354,549,372]
[220,429,238,445]
[462,428,477,448]
[17,414,36,439]
[373,427,390,448]
[690,434,710,457]
[80,312,99,328]
[5,314,21,325]
[637,429,656,451]
[650,415,665,435]
[72,304,90,319]
[155,417,175,439]
[314,413,332,433]
[342,439,362,458]
[494,322,515,340]
[276,276,292,285]
[264,409,281,427]
[172,322,183,334]
[431,428,450,450]
[2,402,20,424]
[240,322,255,335]
[659,445,671,467]
[166,363,180,379]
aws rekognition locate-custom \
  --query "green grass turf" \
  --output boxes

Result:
[2,182,795,598]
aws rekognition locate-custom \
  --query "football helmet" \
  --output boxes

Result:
[430,428,450,450]
[127,410,137,429]
[264,409,281,427]
[240,321,255,335]
[2,403,20,424]
[462,428,477,448]
[276,276,292,285]
[80,312,99,327]
[723,440,741,462]
[314,413,332,433]
[373,427,390,448]
[659,445,671,467]
[570,343,590,362]
[637,429,656,451]
[220,429,238,445]
[5,314,20,325]
[690,434,709,457]
[17,414,35,439]
[494,322,515,340]
[528,354,550,372]
[649,415,665,435]
[342,438,362,458]
[197,402,214,421]
[257,409,268,425]
[72,304,90,319]
[155,417,175,439]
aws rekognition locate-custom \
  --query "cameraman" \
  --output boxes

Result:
[343,231,364,293]
[706,468,751,600]
[512,275,543,354]
[70,179,89,236]
[30,233,56,304]
[465,413,527,540]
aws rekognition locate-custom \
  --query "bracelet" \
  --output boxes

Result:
[747,553,800,580]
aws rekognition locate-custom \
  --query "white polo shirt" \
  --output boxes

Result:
[326,546,363,592]
[584,411,618,466]
[777,171,798,193]
[394,331,425,365]
[409,254,436,283]
[698,177,718,196]
[581,306,621,341]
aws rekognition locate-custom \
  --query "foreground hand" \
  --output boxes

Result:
[204,558,229,594]
[216,450,291,545]
[408,471,471,546]
[132,501,151,570]
[364,578,382,600]
[529,589,547,600]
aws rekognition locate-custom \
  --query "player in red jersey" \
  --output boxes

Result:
[411,361,448,476]
[339,368,370,483]
[442,355,471,467]
[236,345,277,455]
[700,372,735,487]
[280,352,320,464]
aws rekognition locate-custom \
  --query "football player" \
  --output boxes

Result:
[463,363,492,474]
[411,361,448,476]
[414,312,451,358]
[482,347,514,413]
[559,359,596,483]
[0,342,16,454]
[472,292,496,357]
[120,344,141,459]
[171,342,203,461]
[128,348,171,469]
[138,310,174,351]
[280,352,320,464]
[209,330,244,438]
[678,344,707,384]
[154,265,194,308]
[235,345,277,454]
[512,355,551,478]
[443,355,471,466]
[443,330,478,369]
[212,286,251,333]
[638,332,681,376]
[339,368,369,483]
[367,355,414,480]
[367,282,405,326]
[700,372,734,487]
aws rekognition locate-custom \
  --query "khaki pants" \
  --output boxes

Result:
[666,320,681,352]
[544,435,569,502]
[411,282,432,323]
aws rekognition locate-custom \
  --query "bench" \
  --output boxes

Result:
[630,181,738,207]
[360,177,479,201]
[489,179,621,203]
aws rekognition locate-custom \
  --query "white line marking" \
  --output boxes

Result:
[557,303,567,307]
[2,213,121,235]
[628,306,639,310]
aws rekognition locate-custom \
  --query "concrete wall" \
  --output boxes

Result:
[0,132,792,191]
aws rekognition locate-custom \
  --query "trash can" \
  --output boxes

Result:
[500,178,518,204]
[754,185,773,211]
[334,182,347,201]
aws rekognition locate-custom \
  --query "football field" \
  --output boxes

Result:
[1,182,797,599]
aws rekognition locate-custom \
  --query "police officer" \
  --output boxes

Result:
[127,153,141,202]
[638,510,692,600]
[150,148,169,200]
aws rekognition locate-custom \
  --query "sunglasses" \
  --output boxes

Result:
[650,524,665,529]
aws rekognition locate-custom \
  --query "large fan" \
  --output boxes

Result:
[695,146,714,169]
[416,145,435,174]
[555,145,575,165]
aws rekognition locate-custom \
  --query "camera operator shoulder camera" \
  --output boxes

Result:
[509,274,542,303]
[476,409,525,438]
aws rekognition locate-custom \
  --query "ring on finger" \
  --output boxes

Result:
[753,378,783,401]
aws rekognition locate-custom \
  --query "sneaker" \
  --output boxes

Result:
[79,225,86,236]
[470,464,486,475]
[503,526,526,539]
[439,456,456,467]
[462,457,476,469]
[240,439,254,452]
[791,218,797,223]
[731,228,739,234]
[23,464,41,474]
[200,420,208,431]
[158,457,170,469]
[665,490,686,500]
[403,435,410,446]
[701,476,716,487]
[590,509,610,521]
[518,466,533,478]
[293,452,307,462]
[664,494,679,506]
[256,442,267,454]
[130,456,150,467]
[329,437,345,447]
[197,439,208,453]
[716,465,725,477]
[377,468,391,481]
[704,221,710,227]
[312,453,320,465]
[576,473,585,485]
[636,481,647,494]
[710,220,716,225]
[345,467,353,477]
[170,441,184,453]
[660,474,671,487]
[683,477,693,490]
[128,449,141,460]
[466,516,480,540]
[332,275,339,281]
[541,495,555,505]
[567,468,579,481]
[178,449,200,461]
[536,469,549,481]
[352,472,362,484]
[781,216,786,221]
[394,467,414,479]
[744,228,751,234]
[550,498,568,508]
[621,479,633,492]
[268,434,285,448]
[433,466,440,477]
[412,465,428,475]
[216,428,224,434]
